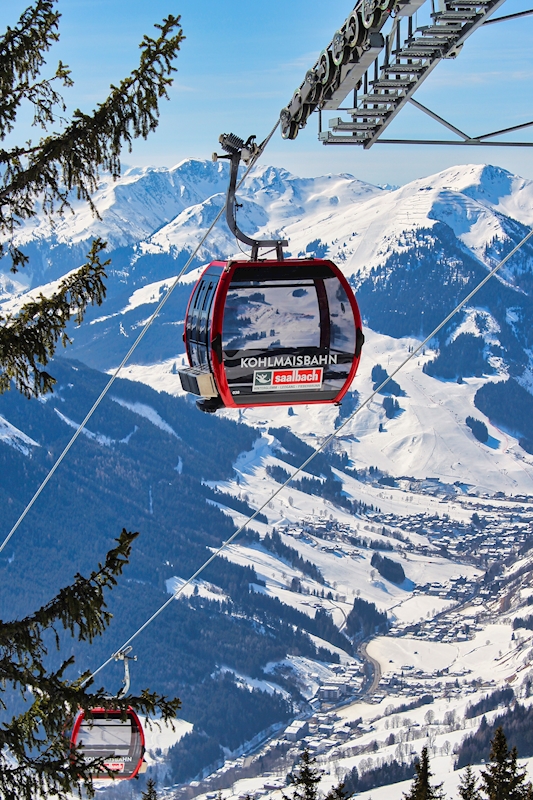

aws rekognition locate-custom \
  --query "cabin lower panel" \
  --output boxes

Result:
[227,390,340,407]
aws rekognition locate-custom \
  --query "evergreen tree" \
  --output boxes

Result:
[285,748,322,800]
[142,777,158,800]
[0,0,184,397]
[324,781,352,800]
[0,6,184,796]
[458,765,481,800]
[0,529,181,800]
[403,747,446,800]
[480,727,533,799]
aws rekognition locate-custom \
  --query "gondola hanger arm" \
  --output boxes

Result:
[114,646,136,698]
[213,132,288,260]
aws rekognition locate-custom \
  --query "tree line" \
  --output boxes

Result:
[464,687,514,720]
[139,728,533,800]
[475,379,533,454]
[279,730,533,800]
[371,551,406,585]
[457,703,533,769]
[403,728,533,799]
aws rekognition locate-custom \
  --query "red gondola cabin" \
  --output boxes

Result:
[178,259,364,412]
[70,707,146,780]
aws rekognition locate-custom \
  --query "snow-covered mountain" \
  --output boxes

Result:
[297,163,533,283]
[1,159,382,289]
[2,160,533,493]
[4,160,533,797]
[3,160,532,319]
[4,160,531,288]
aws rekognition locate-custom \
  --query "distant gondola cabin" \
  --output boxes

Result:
[70,708,146,780]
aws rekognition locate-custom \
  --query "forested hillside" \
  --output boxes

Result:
[0,359,350,782]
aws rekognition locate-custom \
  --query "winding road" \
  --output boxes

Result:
[358,640,382,697]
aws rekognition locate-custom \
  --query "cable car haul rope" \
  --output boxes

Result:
[86,224,533,702]
[0,125,280,554]
[70,215,533,784]
[3,112,533,711]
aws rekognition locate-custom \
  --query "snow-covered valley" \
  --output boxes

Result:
[2,159,533,798]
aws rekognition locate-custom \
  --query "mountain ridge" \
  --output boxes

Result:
[3,160,533,492]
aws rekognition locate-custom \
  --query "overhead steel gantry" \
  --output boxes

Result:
[279,0,533,147]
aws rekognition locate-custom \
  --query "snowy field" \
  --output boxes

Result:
[117,322,533,501]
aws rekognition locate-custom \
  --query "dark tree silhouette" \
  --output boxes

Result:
[403,746,446,800]
[466,416,489,444]
[285,748,322,800]
[480,727,533,800]
[371,551,405,585]
[324,781,352,800]
[142,777,158,799]
[458,765,481,800]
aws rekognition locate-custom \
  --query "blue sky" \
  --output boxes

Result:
[2,0,532,186]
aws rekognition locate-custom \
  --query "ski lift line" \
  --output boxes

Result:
[0,121,281,558]
[87,226,533,686]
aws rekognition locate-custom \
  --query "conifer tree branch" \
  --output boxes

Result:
[0,238,109,397]
[2,60,73,135]
[0,13,184,272]
[0,529,181,799]
[0,528,137,651]
[480,727,533,799]
[0,6,183,395]
[0,8,184,796]
[0,0,62,137]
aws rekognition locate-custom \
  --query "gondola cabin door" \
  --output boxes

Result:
[179,259,363,411]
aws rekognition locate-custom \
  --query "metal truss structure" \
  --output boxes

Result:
[279,0,533,148]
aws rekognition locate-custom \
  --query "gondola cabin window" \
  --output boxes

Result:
[222,282,321,351]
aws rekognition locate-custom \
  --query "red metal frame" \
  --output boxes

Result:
[70,707,146,780]
[184,258,363,409]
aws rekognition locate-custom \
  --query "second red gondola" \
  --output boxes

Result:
[70,707,146,780]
